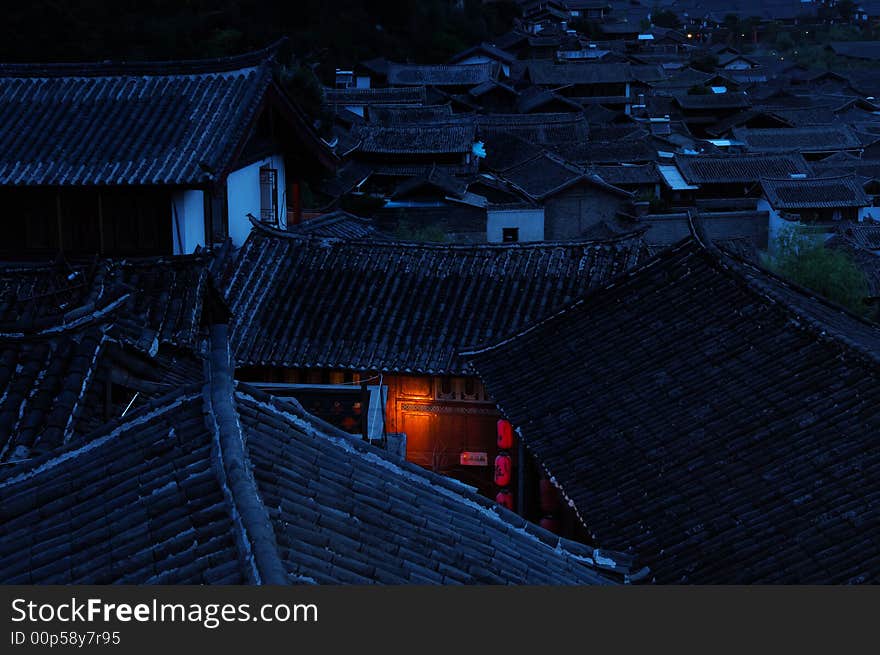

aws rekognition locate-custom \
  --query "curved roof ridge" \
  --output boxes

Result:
[248,214,646,249]
[715,245,880,368]
[0,293,129,340]
[232,384,633,581]
[0,385,203,487]
[759,172,857,182]
[203,324,288,585]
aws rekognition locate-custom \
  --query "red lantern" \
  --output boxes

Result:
[540,516,561,534]
[496,419,514,450]
[494,453,512,487]
[539,478,559,515]
[495,489,514,510]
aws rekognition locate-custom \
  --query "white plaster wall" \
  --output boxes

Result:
[760,199,786,253]
[226,153,287,247]
[171,189,206,254]
[487,208,545,242]
[761,198,818,255]
[859,206,878,222]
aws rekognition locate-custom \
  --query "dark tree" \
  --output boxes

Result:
[652,9,681,29]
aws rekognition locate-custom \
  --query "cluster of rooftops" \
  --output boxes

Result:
[312,2,880,286]
[2,212,879,584]
[2,1,880,584]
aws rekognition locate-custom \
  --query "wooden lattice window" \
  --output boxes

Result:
[259,167,278,224]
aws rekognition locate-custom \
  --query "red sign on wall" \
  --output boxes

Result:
[460,451,488,466]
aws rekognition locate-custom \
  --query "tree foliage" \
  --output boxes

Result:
[651,9,681,29]
[0,0,520,82]
[392,214,448,242]
[763,226,871,316]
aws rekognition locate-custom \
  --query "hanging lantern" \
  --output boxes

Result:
[494,453,512,487]
[540,516,561,534]
[496,419,514,450]
[495,489,514,510]
[539,478,559,515]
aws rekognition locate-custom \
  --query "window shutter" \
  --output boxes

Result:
[259,167,278,224]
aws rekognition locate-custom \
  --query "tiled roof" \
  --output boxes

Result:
[674,152,810,184]
[392,165,468,200]
[760,175,869,209]
[515,87,583,113]
[354,123,475,154]
[555,139,658,164]
[386,62,496,87]
[829,41,880,61]
[324,86,427,106]
[0,327,625,585]
[826,234,880,296]
[526,61,633,86]
[497,153,581,199]
[316,160,373,197]
[674,92,752,111]
[467,238,880,584]
[499,153,631,201]
[470,79,517,99]
[216,223,648,374]
[0,323,106,463]
[842,69,880,97]
[447,42,517,65]
[476,112,590,146]
[0,46,327,186]
[761,105,840,126]
[480,131,544,172]
[0,255,213,463]
[588,124,648,143]
[0,255,210,348]
[733,126,863,153]
[811,152,880,181]
[289,211,377,239]
[835,220,880,250]
[635,210,769,251]
[367,104,453,124]
[590,164,660,186]
[704,109,773,137]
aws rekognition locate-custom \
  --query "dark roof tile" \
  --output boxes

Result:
[217,223,647,374]
[325,86,427,107]
[674,152,810,185]
[386,63,496,87]
[289,211,377,239]
[733,126,864,153]
[0,350,624,584]
[354,123,475,155]
[0,47,308,186]
[467,238,880,583]
[527,61,633,86]
[760,175,869,209]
